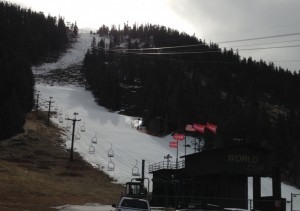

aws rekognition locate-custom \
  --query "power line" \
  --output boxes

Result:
[218,32,300,44]
[110,43,300,55]
[97,45,300,66]
[226,39,300,48]
[238,44,300,52]
[98,32,300,53]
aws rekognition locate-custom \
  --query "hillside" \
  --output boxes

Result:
[0,1,77,140]
[0,111,123,210]
[82,24,300,188]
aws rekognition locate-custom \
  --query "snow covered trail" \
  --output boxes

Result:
[32,33,94,75]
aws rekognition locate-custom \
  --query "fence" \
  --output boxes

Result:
[149,161,185,173]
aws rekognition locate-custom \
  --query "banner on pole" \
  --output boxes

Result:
[173,133,185,140]
[193,123,205,133]
[169,141,178,148]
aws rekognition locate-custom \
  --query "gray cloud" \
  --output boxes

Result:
[166,0,300,71]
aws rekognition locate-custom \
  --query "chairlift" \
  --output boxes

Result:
[75,130,81,140]
[59,109,63,115]
[132,160,140,176]
[108,143,114,157]
[91,133,97,144]
[80,122,85,132]
[89,143,95,154]
[66,120,71,129]
[59,116,64,123]
[54,105,58,111]
[53,112,58,118]
[64,112,69,120]
[107,158,115,171]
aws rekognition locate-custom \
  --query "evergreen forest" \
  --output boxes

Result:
[0,1,77,140]
[82,23,300,187]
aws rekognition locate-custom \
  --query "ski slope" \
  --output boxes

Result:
[36,84,193,185]
[32,32,300,210]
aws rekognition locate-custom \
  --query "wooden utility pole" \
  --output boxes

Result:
[35,90,40,111]
[140,159,145,195]
[46,97,54,126]
[66,112,81,161]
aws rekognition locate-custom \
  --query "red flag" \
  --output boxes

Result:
[206,123,217,133]
[185,124,196,132]
[193,123,205,133]
[169,141,178,148]
[173,133,185,141]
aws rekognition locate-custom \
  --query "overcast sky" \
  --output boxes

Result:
[9,0,300,72]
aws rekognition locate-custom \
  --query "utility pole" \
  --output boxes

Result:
[176,139,179,169]
[35,90,40,111]
[140,159,145,195]
[66,112,81,161]
[46,97,54,127]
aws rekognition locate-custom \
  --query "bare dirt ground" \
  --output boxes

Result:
[0,111,123,211]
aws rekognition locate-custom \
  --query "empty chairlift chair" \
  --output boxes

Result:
[89,143,95,154]
[108,144,114,157]
[66,120,71,130]
[75,129,81,140]
[132,160,140,176]
[80,122,86,132]
[91,133,97,144]
[107,158,115,171]
[59,115,64,123]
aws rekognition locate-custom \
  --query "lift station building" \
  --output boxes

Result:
[149,145,286,211]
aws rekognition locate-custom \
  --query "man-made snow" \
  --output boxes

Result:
[37,84,193,185]
[32,33,300,210]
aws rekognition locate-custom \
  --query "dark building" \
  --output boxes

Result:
[149,145,286,211]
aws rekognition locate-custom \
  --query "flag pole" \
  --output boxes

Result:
[176,139,178,169]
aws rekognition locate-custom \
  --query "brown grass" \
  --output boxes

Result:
[0,111,123,210]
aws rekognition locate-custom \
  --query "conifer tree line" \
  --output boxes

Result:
[0,1,76,140]
[83,23,300,187]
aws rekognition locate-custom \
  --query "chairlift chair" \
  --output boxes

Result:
[75,130,81,140]
[107,159,115,171]
[108,144,114,157]
[91,134,97,144]
[132,160,140,176]
[89,143,95,154]
[66,121,71,129]
[64,113,69,120]
[80,123,85,132]
[59,116,64,123]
